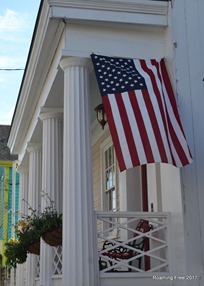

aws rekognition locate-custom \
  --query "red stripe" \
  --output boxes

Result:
[140,60,169,163]
[142,89,168,163]
[167,116,191,166]
[160,59,185,133]
[159,59,192,165]
[151,60,173,141]
[102,95,126,171]
[150,59,175,165]
[115,93,139,167]
[128,90,154,164]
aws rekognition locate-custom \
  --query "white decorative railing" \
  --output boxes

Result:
[96,211,171,274]
[53,246,63,275]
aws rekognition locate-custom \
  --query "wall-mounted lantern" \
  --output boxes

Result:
[95,103,107,129]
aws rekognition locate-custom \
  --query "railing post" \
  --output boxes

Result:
[166,212,173,275]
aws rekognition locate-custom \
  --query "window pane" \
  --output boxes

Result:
[103,144,116,212]
[112,190,116,211]
[106,170,109,190]
[105,150,108,169]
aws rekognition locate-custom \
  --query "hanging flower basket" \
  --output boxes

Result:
[27,241,40,255]
[5,193,62,268]
[4,238,28,268]
[42,226,62,247]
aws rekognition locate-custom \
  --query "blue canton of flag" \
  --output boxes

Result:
[93,55,147,95]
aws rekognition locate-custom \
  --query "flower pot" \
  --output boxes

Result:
[27,241,40,255]
[42,226,62,247]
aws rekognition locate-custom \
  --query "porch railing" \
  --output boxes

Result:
[95,211,171,274]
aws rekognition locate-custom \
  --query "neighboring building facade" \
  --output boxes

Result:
[7,0,204,286]
[0,125,19,284]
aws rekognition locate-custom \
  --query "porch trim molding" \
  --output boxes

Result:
[49,0,169,18]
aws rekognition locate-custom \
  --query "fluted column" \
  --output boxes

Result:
[60,57,96,286]
[26,143,42,286]
[39,108,63,286]
[27,143,42,210]
[16,166,29,286]
[17,166,29,218]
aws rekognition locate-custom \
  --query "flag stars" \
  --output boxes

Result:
[92,54,147,94]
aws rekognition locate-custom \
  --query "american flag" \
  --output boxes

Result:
[91,54,193,171]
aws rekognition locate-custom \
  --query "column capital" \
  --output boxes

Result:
[60,57,93,72]
[17,165,29,174]
[27,142,42,153]
[39,107,63,121]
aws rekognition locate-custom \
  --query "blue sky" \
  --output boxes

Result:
[0,0,40,124]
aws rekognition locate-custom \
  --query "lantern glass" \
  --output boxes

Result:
[95,103,107,129]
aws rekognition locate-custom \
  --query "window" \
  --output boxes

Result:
[101,138,118,237]
[101,137,116,212]
[104,144,116,212]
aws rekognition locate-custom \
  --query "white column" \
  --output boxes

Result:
[27,143,42,210]
[26,143,42,286]
[17,166,29,217]
[60,57,96,286]
[39,108,63,286]
[16,166,29,286]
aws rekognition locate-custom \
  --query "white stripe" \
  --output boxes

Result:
[144,60,173,163]
[167,135,183,167]
[122,91,147,164]
[135,59,173,163]
[159,63,192,165]
[135,89,162,162]
[108,93,133,169]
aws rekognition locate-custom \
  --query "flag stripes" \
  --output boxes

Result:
[91,54,193,171]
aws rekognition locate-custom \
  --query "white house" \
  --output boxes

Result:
[7,0,204,285]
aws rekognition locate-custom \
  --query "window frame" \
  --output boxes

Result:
[100,136,118,238]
